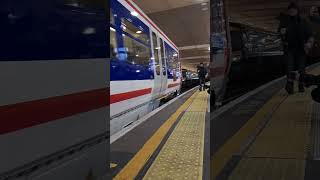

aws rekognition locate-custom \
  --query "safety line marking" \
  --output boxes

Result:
[113,91,198,179]
[211,90,287,179]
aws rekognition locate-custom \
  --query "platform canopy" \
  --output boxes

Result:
[133,0,210,71]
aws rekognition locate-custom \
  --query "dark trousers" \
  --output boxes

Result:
[199,78,205,90]
[285,51,306,85]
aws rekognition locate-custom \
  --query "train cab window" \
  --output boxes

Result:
[121,19,149,45]
[152,32,160,75]
[160,38,166,76]
[122,34,151,67]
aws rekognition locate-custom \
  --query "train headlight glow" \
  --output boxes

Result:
[131,11,139,17]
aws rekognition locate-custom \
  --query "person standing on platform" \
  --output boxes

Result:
[279,2,314,94]
[307,6,320,58]
[197,62,207,91]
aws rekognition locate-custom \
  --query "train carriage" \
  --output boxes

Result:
[110,0,181,136]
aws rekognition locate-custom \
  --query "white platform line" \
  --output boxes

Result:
[110,86,199,144]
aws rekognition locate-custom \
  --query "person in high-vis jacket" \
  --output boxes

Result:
[279,2,314,94]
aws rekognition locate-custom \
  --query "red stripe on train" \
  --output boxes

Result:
[0,88,109,135]
[110,88,152,104]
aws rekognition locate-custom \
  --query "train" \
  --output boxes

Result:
[110,0,182,136]
[0,0,108,179]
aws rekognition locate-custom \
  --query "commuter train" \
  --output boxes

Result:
[110,0,181,136]
[0,0,108,179]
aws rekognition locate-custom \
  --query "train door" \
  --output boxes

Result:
[151,31,162,98]
[159,38,168,94]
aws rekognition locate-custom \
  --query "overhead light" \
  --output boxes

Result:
[121,25,126,30]
[136,30,142,34]
[208,46,210,51]
[201,2,207,6]
[173,53,178,57]
[131,11,138,17]
[110,27,116,32]
[155,47,161,50]
[136,54,139,57]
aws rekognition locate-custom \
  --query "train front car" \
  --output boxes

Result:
[110,0,181,136]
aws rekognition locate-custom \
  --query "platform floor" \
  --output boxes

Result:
[110,89,209,179]
[212,64,320,180]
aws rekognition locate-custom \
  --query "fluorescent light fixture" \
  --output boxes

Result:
[136,30,142,34]
[110,27,116,32]
[131,11,138,16]
[155,47,161,50]
[201,2,207,6]
[136,54,139,57]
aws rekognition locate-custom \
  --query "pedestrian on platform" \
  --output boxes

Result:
[278,2,314,94]
[197,63,207,91]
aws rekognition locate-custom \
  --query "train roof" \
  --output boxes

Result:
[118,0,179,52]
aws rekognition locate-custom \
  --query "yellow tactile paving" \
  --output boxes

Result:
[143,91,208,180]
[114,92,199,180]
[188,91,209,112]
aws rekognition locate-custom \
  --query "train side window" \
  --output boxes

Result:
[123,34,151,67]
[160,38,166,76]
[110,11,115,25]
[174,52,179,78]
[121,19,149,45]
[110,27,117,59]
[152,32,160,75]
[110,9,117,59]
[167,49,178,81]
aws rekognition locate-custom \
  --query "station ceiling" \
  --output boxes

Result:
[133,0,210,71]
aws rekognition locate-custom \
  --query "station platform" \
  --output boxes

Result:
[211,63,320,180]
[109,87,210,179]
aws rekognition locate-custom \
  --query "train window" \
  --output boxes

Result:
[123,34,151,67]
[171,50,179,81]
[110,11,115,25]
[160,38,166,76]
[121,19,149,45]
[110,27,117,59]
[152,32,160,75]
[0,0,106,60]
